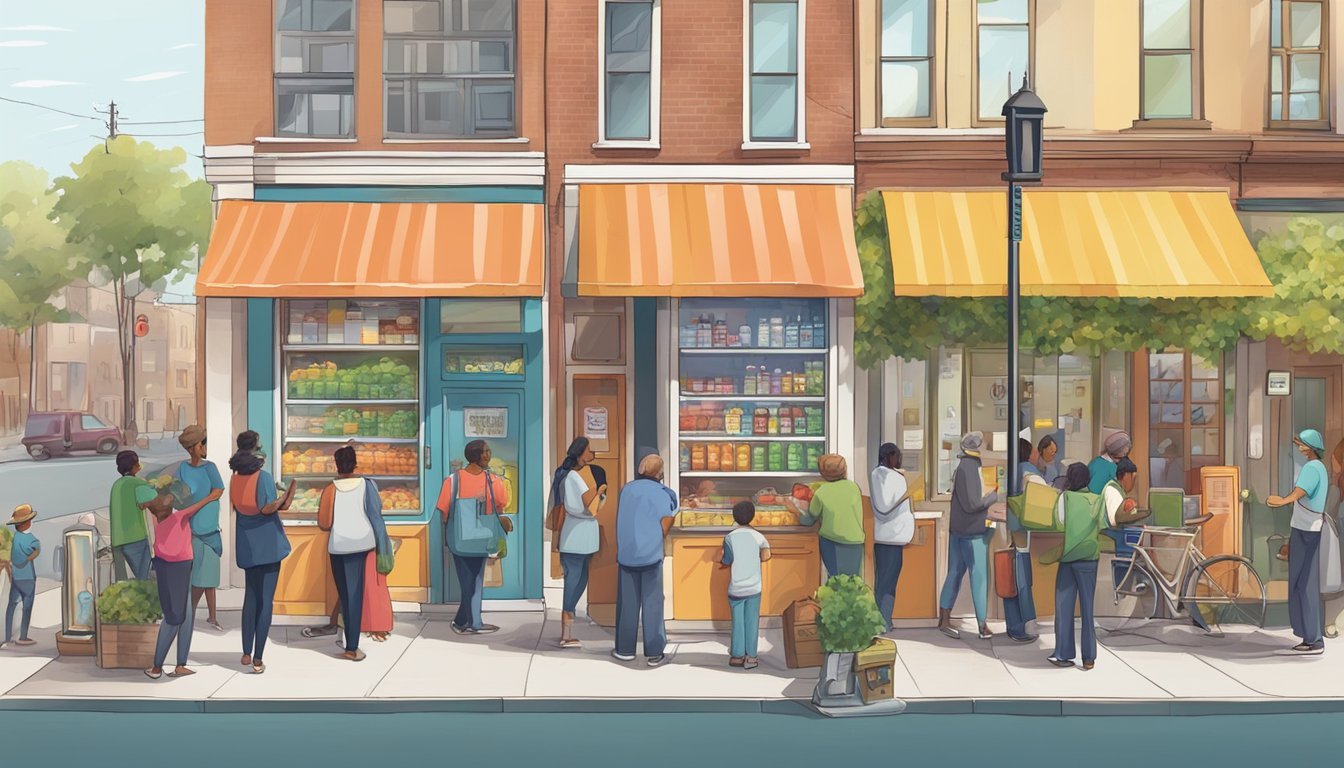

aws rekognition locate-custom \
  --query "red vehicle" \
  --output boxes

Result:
[22,412,123,461]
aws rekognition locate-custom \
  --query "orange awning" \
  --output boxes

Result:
[578,183,862,297]
[197,201,543,297]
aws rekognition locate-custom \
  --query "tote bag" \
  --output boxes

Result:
[1320,509,1343,595]
[1020,481,1063,532]
[446,471,504,558]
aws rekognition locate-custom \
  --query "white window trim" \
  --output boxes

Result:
[597,0,662,147]
[741,0,807,147]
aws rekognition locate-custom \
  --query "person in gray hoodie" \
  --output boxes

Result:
[937,432,999,640]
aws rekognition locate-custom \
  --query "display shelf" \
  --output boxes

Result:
[679,394,826,402]
[287,474,420,481]
[679,348,827,356]
[284,399,418,406]
[671,525,817,534]
[283,436,419,444]
[679,434,825,442]
[284,344,420,353]
[680,471,818,478]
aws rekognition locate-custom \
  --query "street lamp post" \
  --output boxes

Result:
[1001,75,1047,498]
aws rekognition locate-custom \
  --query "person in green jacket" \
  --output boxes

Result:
[799,454,865,578]
[109,451,158,581]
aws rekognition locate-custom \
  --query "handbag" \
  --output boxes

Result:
[993,548,1018,598]
[1020,481,1063,532]
[446,470,504,558]
[1320,507,1343,595]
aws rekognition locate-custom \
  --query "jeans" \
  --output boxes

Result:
[729,593,762,658]
[559,552,591,615]
[453,555,487,630]
[1289,528,1324,646]
[939,533,990,623]
[4,578,35,643]
[113,540,151,582]
[616,562,666,658]
[152,558,194,668]
[241,563,281,662]
[873,544,905,631]
[1053,560,1099,663]
[331,552,368,652]
[819,539,864,579]
[1003,550,1037,638]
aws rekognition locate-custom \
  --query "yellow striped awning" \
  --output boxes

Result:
[881,189,1273,298]
[196,201,543,298]
[578,183,862,297]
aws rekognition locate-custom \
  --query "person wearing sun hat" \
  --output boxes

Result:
[3,504,41,648]
[1269,428,1331,653]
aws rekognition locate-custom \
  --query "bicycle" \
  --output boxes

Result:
[1096,510,1267,636]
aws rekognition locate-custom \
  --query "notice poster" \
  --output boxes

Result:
[584,406,610,452]
[903,430,923,450]
[464,407,508,439]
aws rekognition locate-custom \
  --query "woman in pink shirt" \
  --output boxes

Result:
[145,488,208,679]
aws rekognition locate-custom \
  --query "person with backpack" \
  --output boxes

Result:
[870,443,913,633]
[436,440,513,636]
[549,437,605,649]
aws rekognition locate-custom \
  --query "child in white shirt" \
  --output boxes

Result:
[720,501,771,669]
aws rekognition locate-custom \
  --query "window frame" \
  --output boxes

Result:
[1136,0,1208,127]
[597,0,662,147]
[273,0,358,139]
[1268,0,1331,130]
[381,0,518,139]
[877,0,936,128]
[1147,349,1224,493]
[742,0,808,148]
[970,0,1035,128]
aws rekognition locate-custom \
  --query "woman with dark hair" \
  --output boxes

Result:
[552,437,605,648]
[318,445,390,661]
[229,430,293,674]
[1037,435,1062,487]
[1268,429,1331,653]
[436,439,513,635]
[870,443,913,632]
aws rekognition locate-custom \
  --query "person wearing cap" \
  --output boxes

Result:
[871,443,914,632]
[938,432,998,640]
[176,426,226,631]
[1087,432,1132,494]
[799,454,866,579]
[3,505,40,648]
[1268,428,1331,653]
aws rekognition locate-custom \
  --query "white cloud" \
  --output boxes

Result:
[124,71,184,82]
[0,40,47,48]
[11,79,83,88]
[168,43,197,50]
[50,124,77,132]
[0,25,71,32]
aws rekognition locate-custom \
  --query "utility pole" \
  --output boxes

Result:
[97,99,139,443]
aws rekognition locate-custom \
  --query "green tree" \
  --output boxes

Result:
[1243,216,1344,354]
[52,138,211,438]
[0,160,80,413]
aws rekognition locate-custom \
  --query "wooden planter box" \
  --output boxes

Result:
[96,621,158,670]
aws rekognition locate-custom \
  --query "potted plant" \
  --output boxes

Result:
[96,579,162,669]
[813,574,887,706]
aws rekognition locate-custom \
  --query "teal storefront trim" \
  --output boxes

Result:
[425,298,544,602]
[254,186,543,204]
[246,299,276,454]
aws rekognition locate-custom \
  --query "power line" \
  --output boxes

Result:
[123,131,204,138]
[121,118,203,125]
[0,95,101,122]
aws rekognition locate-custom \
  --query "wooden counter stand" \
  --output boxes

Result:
[671,530,821,621]
[275,523,431,616]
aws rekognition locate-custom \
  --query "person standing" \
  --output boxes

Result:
[613,454,678,666]
[229,431,294,674]
[1003,438,1043,643]
[144,481,207,680]
[1324,439,1344,639]
[436,440,513,636]
[3,505,40,648]
[109,451,157,581]
[1037,435,1062,487]
[176,426,226,631]
[720,501,770,669]
[1268,429,1331,654]
[318,446,390,661]
[870,443,914,632]
[800,454,866,578]
[1087,432,1131,494]
[552,437,604,649]
[938,432,998,640]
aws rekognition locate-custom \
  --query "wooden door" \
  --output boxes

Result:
[762,535,820,616]
[572,374,625,626]
[672,536,732,621]
[892,519,938,619]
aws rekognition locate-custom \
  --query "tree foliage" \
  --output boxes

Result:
[1242,216,1344,354]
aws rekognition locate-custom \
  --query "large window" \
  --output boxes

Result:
[1149,350,1222,493]
[1140,0,1202,121]
[879,0,933,125]
[1269,0,1329,127]
[275,0,356,138]
[974,0,1031,123]
[384,0,516,137]
[601,1,656,142]
[747,0,803,143]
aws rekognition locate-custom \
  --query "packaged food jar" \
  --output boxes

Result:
[757,318,770,348]
[737,443,751,471]
[679,444,691,471]
[787,443,803,471]
[758,367,771,394]
[809,407,824,435]
[770,317,785,348]
[768,442,784,471]
[724,408,742,435]
[778,409,793,435]
[738,324,752,347]
[691,444,707,471]
[771,369,783,395]
[744,366,757,395]
[752,445,767,471]
[679,410,696,432]
[794,371,808,393]
[781,371,794,395]
[793,407,807,435]
[720,443,735,470]
[707,445,720,472]
[767,411,779,435]
[712,320,728,347]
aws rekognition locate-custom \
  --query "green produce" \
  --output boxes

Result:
[98,579,163,625]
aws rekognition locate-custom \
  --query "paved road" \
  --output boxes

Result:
[0,711,1333,765]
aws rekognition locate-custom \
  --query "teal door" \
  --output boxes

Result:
[433,388,525,601]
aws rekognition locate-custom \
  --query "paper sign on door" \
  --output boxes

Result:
[464,407,508,439]
[584,406,610,452]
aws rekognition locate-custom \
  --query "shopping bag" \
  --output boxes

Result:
[993,548,1018,598]
[1321,513,1344,595]
[446,472,503,557]
[1020,481,1063,532]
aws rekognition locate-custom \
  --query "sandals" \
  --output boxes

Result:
[729,656,746,667]
[938,625,961,639]
[302,625,339,639]
[743,657,759,670]
[166,667,195,678]
[253,662,266,674]
[207,619,224,632]
[559,638,581,649]
[340,649,367,662]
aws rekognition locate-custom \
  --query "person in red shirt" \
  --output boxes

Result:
[436,440,513,634]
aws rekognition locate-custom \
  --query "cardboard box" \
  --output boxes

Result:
[783,598,823,669]
[855,637,897,704]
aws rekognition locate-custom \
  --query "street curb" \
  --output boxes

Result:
[2,696,1344,717]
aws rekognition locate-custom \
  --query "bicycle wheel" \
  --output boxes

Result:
[1180,555,1267,633]
[1096,562,1160,633]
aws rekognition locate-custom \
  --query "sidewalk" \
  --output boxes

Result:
[2,585,1343,716]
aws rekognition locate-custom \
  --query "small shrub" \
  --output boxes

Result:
[814,574,887,654]
[98,580,162,625]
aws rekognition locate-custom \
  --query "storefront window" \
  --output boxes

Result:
[1149,349,1222,492]
[934,346,964,496]
[883,357,927,502]
[439,298,522,335]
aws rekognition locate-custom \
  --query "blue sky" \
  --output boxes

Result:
[0,0,205,180]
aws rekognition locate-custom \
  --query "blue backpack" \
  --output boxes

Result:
[446,470,504,558]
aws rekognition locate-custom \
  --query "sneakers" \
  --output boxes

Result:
[729,656,745,667]
[646,655,667,667]
[1292,642,1325,654]
[476,624,500,635]
[938,625,961,639]
[611,650,636,662]
[1008,633,1039,644]
[1047,656,1074,668]
[742,657,759,670]
[451,624,478,635]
